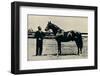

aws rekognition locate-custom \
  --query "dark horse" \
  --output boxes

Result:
[45,21,83,55]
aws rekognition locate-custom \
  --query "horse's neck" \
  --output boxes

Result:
[51,24,64,35]
[51,28,58,35]
[51,28,64,35]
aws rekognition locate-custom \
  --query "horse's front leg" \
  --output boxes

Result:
[77,47,79,55]
[58,42,61,55]
[80,48,82,54]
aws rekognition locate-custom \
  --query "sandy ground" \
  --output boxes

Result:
[27,37,88,61]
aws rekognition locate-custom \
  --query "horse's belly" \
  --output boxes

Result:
[56,36,71,42]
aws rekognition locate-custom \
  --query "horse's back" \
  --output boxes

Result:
[56,32,71,42]
[56,31,81,42]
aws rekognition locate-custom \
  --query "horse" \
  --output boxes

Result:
[45,21,83,56]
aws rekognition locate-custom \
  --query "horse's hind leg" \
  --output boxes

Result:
[78,47,83,55]
[75,41,80,55]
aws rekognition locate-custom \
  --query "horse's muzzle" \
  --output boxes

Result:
[45,28,48,31]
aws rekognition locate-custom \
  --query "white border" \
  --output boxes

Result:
[20,6,95,70]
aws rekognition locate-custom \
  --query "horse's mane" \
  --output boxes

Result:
[51,23,59,28]
[51,22,64,31]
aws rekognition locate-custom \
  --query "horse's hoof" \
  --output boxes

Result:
[57,54,59,57]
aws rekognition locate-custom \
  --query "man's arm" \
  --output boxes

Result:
[41,32,45,37]
[34,31,38,38]
[43,32,45,37]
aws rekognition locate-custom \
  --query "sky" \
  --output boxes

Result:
[27,15,88,33]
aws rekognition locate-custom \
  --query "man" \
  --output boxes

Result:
[35,26,45,56]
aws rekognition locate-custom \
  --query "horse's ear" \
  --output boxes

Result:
[49,21,51,23]
[48,21,51,23]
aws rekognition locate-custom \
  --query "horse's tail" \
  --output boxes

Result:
[72,31,83,49]
[79,33,83,49]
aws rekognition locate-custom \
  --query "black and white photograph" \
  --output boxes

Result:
[27,15,88,61]
[11,1,97,74]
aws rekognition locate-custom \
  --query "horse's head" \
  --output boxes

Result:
[45,21,52,31]
[45,21,62,35]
